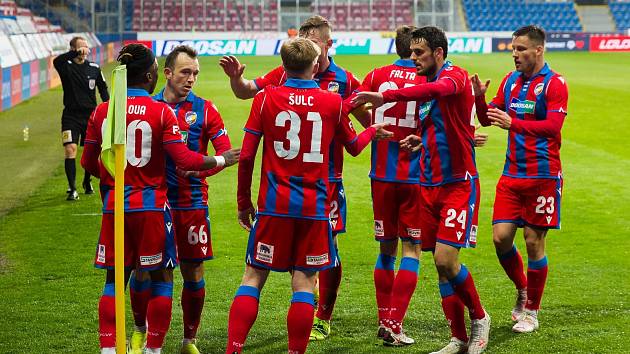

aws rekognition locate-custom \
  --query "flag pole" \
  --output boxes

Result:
[114,142,125,354]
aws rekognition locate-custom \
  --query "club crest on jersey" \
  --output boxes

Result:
[374,220,384,237]
[534,83,544,96]
[185,111,197,125]
[255,242,274,263]
[509,98,536,114]
[327,81,340,93]
[89,79,96,90]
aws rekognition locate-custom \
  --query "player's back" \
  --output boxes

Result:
[254,80,344,219]
[420,63,476,186]
[363,59,425,183]
[88,88,182,212]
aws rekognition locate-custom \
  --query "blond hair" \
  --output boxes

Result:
[299,15,332,40]
[280,38,321,74]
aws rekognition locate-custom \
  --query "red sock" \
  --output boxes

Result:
[129,277,151,328]
[226,286,260,354]
[439,282,468,342]
[98,283,116,348]
[374,254,396,322]
[526,256,548,311]
[287,292,315,354]
[146,282,173,349]
[449,265,485,320]
[182,280,206,339]
[316,263,342,321]
[390,257,419,323]
[498,245,527,290]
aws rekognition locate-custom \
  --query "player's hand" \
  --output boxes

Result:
[474,132,489,147]
[400,134,422,152]
[352,92,384,108]
[487,108,512,130]
[471,74,491,97]
[176,167,199,178]
[221,148,241,167]
[371,122,394,140]
[238,207,256,231]
[219,55,246,79]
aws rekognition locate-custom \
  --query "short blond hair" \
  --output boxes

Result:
[280,38,321,74]
[299,15,332,40]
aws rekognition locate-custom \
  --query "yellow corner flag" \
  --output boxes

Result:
[100,65,128,354]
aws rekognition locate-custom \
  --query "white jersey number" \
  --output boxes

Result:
[374,81,417,128]
[274,110,324,163]
[101,118,153,167]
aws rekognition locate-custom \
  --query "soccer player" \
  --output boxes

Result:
[343,25,423,346]
[54,36,109,200]
[127,45,233,354]
[220,15,370,340]
[226,38,390,354]
[354,26,491,354]
[80,43,240,354]
[472,25,568,334]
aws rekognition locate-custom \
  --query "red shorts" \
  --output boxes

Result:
[419,179,480,251]
[246,214,336,272]
[94,207,177,271]
[172,208,213,262]
[371,180,422,244]
[493,175,562,229]
[328,181,347,235]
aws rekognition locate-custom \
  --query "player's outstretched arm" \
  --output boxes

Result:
[219,55,258,100]
[343,122,392,157]
[352,79,457,108]
[165,142,240,171]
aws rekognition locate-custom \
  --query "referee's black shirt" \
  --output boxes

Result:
[53,50,109,114]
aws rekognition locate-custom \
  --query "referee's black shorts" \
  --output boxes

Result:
[61,108,93,146]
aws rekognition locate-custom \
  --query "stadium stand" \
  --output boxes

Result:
[609,0,630,31]
[463,0,583,32]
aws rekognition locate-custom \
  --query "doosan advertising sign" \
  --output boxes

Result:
[590,35,630,52]
[448,37,491,54]
[154,40,257,56]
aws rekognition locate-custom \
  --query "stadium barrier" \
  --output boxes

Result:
[0,32,121,112]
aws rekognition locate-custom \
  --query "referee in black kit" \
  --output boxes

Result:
[53,36,109,200]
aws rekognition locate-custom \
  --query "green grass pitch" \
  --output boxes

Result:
[0,52,629,353]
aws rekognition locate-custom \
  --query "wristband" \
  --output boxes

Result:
[214,155,226,167]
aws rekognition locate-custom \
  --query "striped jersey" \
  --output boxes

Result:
[84,88,184,213]
[357,59,423,184]
[153,90,231,209]
[418,62,477,186]
[489,63,568,178]
[254,56,360,182]
[243,79,359,220]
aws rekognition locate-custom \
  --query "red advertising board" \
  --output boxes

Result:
[590,35,630,52]
[10,64,22,106]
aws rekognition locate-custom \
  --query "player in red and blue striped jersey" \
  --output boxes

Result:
[220,15,372,341]
[354,26,491,353]
[344,25,424,346]
[81,44,240,354]
[126,45,233,354]
[473,25,568,334]
[226,38,390,354]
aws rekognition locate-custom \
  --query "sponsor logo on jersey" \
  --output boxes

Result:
[418,102,431,120]
[509,98,536,114]
[374,220,384,237]
[140,252,163,266]
[97,244,106,263]
[534,83,544,96]
[89,79,96,90]
[470,225,478,243]
[306,253,329,266]
[185,111,197,125]
[180,131,188,143]
[407,228,421,239]
[255,242,274,263]
[327,81,340,93]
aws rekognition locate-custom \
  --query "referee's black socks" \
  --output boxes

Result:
[65,158,76,191]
